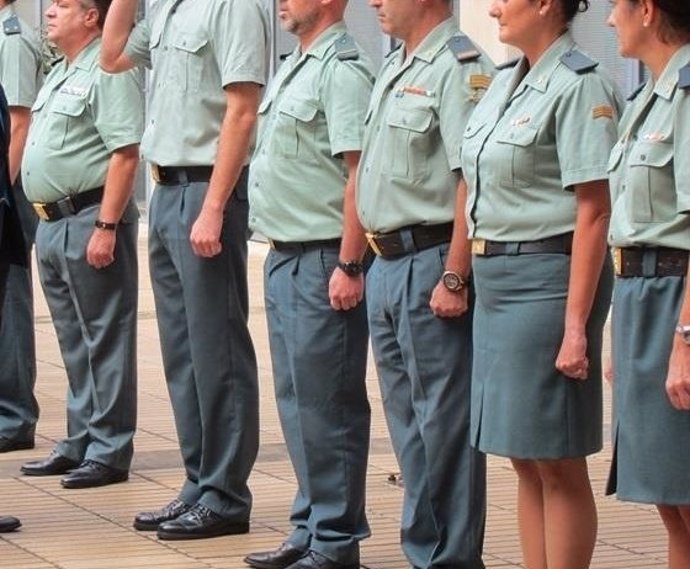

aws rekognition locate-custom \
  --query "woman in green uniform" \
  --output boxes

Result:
[607,1,690,566]
[461,0,622,567]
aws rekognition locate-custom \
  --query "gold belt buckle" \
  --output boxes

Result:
[32,202,50,221]
[471,239,487,255]
[267,238,277,250]
[613,247,623,276]
[150,164,162,183]
[365,232,383,256]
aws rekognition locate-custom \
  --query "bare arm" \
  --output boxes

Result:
[429,175,472,318]
[8,106,30,185]
[556,179,611,380]
[666,263,690,410]
[86,144,139,269]
[329,151,368,311]
[189,82,261,258]
[100,0,138,72]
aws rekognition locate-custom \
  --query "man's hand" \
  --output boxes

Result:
[329,268,364,311]
[190,207,223,257]
[86,228,116,269]
[429,281,468,318]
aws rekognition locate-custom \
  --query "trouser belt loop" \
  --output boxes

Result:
[506,242,520,256]
[400,228,416,253]
[641,249,658,278]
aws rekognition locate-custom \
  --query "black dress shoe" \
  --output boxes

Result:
[0,516,21,533]
[133,499,193,531]
[156,504,249,540]
[21,451,80,476]
[0,436,35,453]
[244,542,306,569]
[60,460,128,489]
[285,550,359,569]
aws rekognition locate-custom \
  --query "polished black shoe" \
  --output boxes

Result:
[244,542,306,569]
[0,436,34,453]
[156,504,249,540]
[133,499,193,531]
[21,450,80,476]
[60,460,128,489]
[285,550,359,569]
[0,516,21,533]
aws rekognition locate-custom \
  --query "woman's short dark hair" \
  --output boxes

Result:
[558,0,590,23]
[649,0,690,43]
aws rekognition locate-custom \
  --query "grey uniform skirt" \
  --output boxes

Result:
[471,253,613,459]
[607,275,690,506]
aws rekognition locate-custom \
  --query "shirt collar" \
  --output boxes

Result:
[292,21,348,63]
[522,31,577,93]
[398,18,458,65]
[61,37,100,73]
[653,44,690,101]
[0,5,15,20]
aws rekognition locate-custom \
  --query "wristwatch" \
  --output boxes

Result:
[676,324,690,345]
[94,219,117,231]
[441,270,469,293]
[337,260,364,277]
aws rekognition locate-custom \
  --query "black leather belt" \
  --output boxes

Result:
[151,164,214,185]
[472,232,573,256]
[613,247,688,277]
[32,187,104,222]
[366,222,453,258]
[268,238,341,253]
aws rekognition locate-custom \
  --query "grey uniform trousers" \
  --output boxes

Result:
[148,172,258,520]
[36,203,138,470]
[0,184,38,442]
[366,244,486,569]
[265,246,371,564]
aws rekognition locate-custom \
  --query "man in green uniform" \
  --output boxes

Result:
[357,0,492,567]
[100,0,268,540]
[244,1,373,568]
[19,0,142,489]
[0,0,42,454]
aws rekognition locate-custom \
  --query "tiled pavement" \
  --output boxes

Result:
[0,236,668,569]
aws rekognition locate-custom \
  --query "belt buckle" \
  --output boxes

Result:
[32,202,50,221]
[613,247,623,276]
[267,238,277,250]
[366,232,383,256]
[471,239,487,255]
[150,164,162,183]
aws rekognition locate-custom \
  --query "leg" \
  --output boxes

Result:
[658,506,690,569]
[537,458,597,569]
[511,459,546,569]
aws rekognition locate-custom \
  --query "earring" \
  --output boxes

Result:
[643,19,649,27]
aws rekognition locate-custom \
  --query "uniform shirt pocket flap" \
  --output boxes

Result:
[52,97,87,117]
[607,142,624,172]
[172,32,208,54]
[495,126,537,147]
[258,97,272,115]
[278,98,319,122]
[628,141,673,169]
[387,107,432,133]
[463,121,486,139]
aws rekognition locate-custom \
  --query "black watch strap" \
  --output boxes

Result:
[337,260,364,277]
[94,219,117,231]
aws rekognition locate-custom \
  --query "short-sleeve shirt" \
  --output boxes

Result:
[461,32,623,241]
[0,6,42,108]
[249,23,374,242]
[125,0,269,166]
[22,39,144,203]
[356,18,494,234]
[608,45,690,251]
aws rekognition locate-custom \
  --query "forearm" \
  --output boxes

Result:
[98,145,140,223]
[339,155,368,261]
[444,176,472,276]
[8,107,30,185]
[100,0,138,72]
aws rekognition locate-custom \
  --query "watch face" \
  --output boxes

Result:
[339,261,363,277]
[442,272,463,292]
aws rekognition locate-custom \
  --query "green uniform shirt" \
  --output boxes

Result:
[462,32,622,241]
[125,0,269,166]
[0,6,42,108]
[22,39,144,203]
[608,45,690,250]
[249,23,374,242]
[356,19,493,234]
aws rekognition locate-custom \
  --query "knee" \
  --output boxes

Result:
[511,458,540,481]
[658,505,688,537]
[535,458,591,494]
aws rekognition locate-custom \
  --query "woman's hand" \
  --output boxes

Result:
[556,328,589,380]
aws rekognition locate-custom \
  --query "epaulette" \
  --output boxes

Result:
[496,57,519,71]
[560,49,598,74]
[627,82,646,101]
[446,35,480,63]
[334,34,359,61]
[2,14,20,36]
[679,63,690,89]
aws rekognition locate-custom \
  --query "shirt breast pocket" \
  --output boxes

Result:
[386,105,433,180]
[494,126,537,189]
[627,141,674,223]
[276,98,319,161]
[48,96,87,150]
[171,31,208,92]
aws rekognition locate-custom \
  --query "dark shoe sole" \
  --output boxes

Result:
[21,465,77,476]
[157,522,249,541]
[60,473,128,489]
[0,440,35,454]
[243,556,305,569]
[0,520,21,533]
[132,519,160,531]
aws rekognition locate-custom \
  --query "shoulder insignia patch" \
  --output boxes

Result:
[496,57,519,71]
[560,50,598,74]
[627,81,646,101]
[3,14,20,36]
[679,63,690,89]
[334,34,359,61]
[446,35,480,63]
